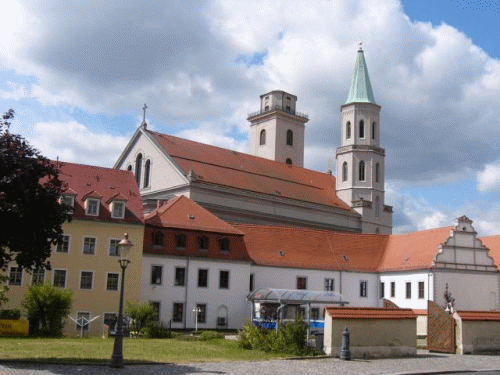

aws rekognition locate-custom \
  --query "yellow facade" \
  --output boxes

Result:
[4,219,144,337]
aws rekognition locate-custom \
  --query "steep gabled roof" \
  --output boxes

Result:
[479,235,500,267]
[58,162,144,224]
[378,226,453,272]
[145,130,355,213]
[145,195,243,235]
[235,224,388,272]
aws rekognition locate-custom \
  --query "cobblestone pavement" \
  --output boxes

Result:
[1,351,500,375]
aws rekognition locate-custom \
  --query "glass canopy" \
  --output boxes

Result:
[247,288,347,305]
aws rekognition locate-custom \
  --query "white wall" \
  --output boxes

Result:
[379,272,430,310]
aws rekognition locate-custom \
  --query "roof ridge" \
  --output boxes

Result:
[235,223,389,237]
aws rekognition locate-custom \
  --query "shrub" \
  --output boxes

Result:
[124,301,157,337]
[144,323,173,339]
[199,330,225,341]
[22,281,73,337]
[0,308,21,320]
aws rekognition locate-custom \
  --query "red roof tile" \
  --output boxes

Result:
[457,310,500,321]
[58,161,144,224]
[377,226,453,272]
[106,192,129,203]
[235,224,388,271]
[325,307,416,319]
[145,196,243,235]
[479,235,500,268]
[147,130,355,213]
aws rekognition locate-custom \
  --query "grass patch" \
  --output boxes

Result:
[0,337,293,363]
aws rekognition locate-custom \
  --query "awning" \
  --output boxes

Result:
[247,288,347,305]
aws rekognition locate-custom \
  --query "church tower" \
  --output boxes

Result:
[247,91,308,167]
[336,46,393,234]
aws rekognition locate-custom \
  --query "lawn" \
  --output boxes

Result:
[0,337,293,363]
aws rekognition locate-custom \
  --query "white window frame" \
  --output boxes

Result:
[296,276,307,290]
[80,270,94,290]
[60,195,75,208]
[108,238,121,257]
[106,272,119,291]
[150,265,162,285]
[174,267,186,286]
[32,268,45,284]
[360,280,368,298]
[82,237,97,255]
[8,266,23,286]
[110,201,126,219]
[406,281,412,299]
[197,268,209,288]
[418,280,425,299]
[56,234,71,253]
[85,198,100,216]
[324,278,335,291]
[53,269,67,288]
[219,270,230,290]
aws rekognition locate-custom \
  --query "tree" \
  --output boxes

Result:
[23,281,73,336]
[0,109,70,273]
[124,301,158,336]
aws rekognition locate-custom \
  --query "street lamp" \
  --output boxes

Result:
[110,233,133,368]
[193,307,201,332]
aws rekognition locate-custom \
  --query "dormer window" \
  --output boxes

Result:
[219,237,229,253]
[111,201,125,219]
[61,195,75,208]
[85,198,100,216]
[176,234,186,250]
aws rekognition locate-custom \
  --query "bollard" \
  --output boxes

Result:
[340,326,351,361]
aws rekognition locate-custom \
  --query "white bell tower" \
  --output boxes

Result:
[336,46,392,234]
[247,91,308,167]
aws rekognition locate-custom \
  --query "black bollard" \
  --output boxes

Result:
[340,326,351,360]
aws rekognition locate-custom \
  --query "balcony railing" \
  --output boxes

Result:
[248,105,308,120]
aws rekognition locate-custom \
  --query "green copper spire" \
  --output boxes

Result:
[345,46,376,105]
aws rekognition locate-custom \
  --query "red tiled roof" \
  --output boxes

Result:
[457,310,500,321]
[106,192,129,203]
[235,224,388,271]
[325,307,416,319]
[145,195,243,235]
[58,162,144,224]
[479,235,500,268]
[146,130,355,213]
[377,226,453,272]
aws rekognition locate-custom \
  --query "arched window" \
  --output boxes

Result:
[144,159,151,188]
[176,234,186,250]
[375,163,380,183]
[359,120,365,138]
[260,129,266,145]
[342,162,348,182]
[346,122,351,139]
[375,228,380,234]
[152,231,163,247]
[286,130,293,146]
[219,237,230,253]
[127,165,132,172]
[375,196,380,218]
[359,160,365,181]
[372,122,376,140]
[285,158,292,165]
[135,153,143,186]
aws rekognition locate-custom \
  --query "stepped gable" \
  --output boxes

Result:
[235,224,388,272]
[145,195,243,235]
[58,161,144,224]
[147,130,354,212]
[479,235,500,268]
[377,226,453,272]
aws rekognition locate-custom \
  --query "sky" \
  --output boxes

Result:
[1,0,500,235]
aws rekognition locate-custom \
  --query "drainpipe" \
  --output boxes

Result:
[183,257,190,329]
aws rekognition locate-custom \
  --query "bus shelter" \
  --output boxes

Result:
[247,288,348,339]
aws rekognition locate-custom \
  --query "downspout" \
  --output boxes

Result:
[183,257,190,329]
[339,270,343,305]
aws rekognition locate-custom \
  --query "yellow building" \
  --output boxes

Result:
[3,162,144,336]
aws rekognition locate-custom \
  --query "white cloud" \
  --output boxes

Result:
[30,121,129,167]
[0,82,30,100]
[477,160,500,193]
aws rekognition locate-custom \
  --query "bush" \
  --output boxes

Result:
[144,323,173,339]
[124,301,158,337]
[238,317,314,356]
[0,308,21,320]
[22,281,73,337]
[199,330,225,341]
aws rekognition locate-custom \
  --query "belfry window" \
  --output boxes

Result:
[342,162,348,182]
[286,130,293,146]
[359,160,365,181]
[346,122,351,139]
[260,129,266,145]
[359,120,365,138]
[375,196,380,218]
[285,158,292,165]
[375,163,380,183]
[135,153,143,186]
[372,122,376,140]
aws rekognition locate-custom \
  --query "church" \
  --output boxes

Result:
[114,47,392,235]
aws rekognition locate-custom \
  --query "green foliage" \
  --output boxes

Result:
[22,281,73,337]
[238,317,314,356]
[199,330,225,341]
[0,109,70,271]
[0,274,9,308]
[143,323,177,339]
[124,301,158,337]
[0,307,21,320]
